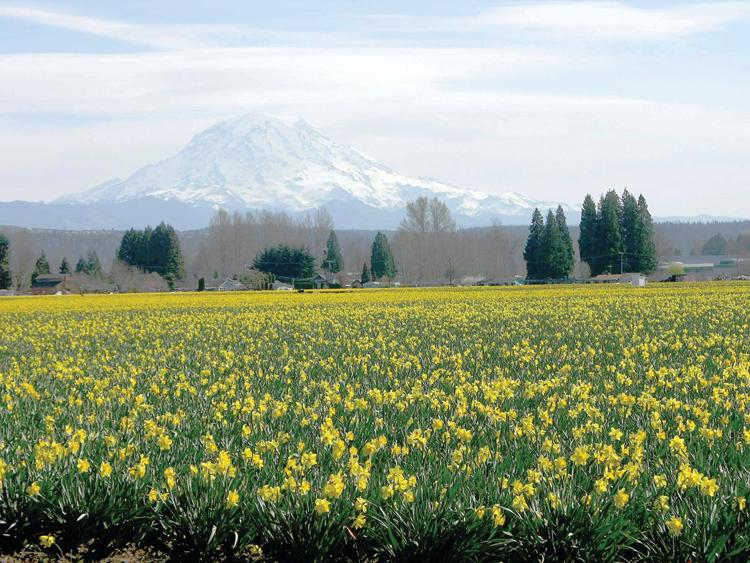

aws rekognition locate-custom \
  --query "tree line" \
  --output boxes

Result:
[0,190,665,292]
[522,190,657,280]
[701,232,750,256]
[251,230,396,285]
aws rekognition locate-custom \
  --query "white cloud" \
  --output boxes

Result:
[0,5,209,49]
[459,1,750,40]
[0,5,297,50]
[0,46,579,116]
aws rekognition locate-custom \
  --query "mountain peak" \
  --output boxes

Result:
[57,114,577,227]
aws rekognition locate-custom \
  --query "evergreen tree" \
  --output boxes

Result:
[598,190,623,274]
[0,234,10,290]
[59,257,71,274]
[75,258,88,274]
[152,223,184,282]
[578,194,600,276]
[253,245,315,279]
[555,206,575,278]
[620,189,639,272]
[322,230,343,274]
[116,223,184,285]
[32,252,51,283]
[86,250,103,277]
[370,232,396,280]
[198,277,205,291]
[140,226,154,271]
[540,210,570,279]
[702,233,728,256]
[635,195,657,273]
[361,262,371,284]
[117,229,143,266]
[523,208,544,279]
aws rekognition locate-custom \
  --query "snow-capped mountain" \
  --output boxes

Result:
[55,114,577,229]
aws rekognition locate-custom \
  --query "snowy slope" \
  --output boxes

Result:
[58,114,576,225]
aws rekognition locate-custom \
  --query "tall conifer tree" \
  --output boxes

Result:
[361,262,370,284]
[523,208,545,279]
[636,195,657,273]
[370,232,396,280]
[598,190,623,274]
[0,234,11,290]
[322,230,343,274]
[620,189,639,272]
[59,257,71,274]
[555,205,574,278]
[578,194,599,276]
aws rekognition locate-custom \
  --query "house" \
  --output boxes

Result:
[350,279,362,288]
[631,273,647,287]
[31,274,75,295]
[218,278,247,291]
[313,274,328,289]
[272,281,293,291]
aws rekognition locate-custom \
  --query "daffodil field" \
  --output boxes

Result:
[2,284,750,560]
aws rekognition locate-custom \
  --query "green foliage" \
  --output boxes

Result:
[578,195,599,275]
[580,190,657,276]
[0,234,9,290]
[117,223,185,284]
[86,250,103,278]
[621,189,639,273]
[635,195,657,274]
[59,257,71,275]
[322,231,343,274]
[361,262,371,284]
[524,207,573,279]
[702,233,728,256]
[555,206,575,278]
[72,250,104,277]
[31,252,51,283]
[198,277,205,292]
[598,190,624,275]
[523,208,545,279]
[253,245,315,279]
[370,232,396,280]
[667,262,686,276]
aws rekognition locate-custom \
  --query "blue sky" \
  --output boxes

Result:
[0,1,749,216]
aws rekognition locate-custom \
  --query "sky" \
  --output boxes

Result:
[0,1,749,217]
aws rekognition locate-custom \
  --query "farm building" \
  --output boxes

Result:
[31,274,76,295]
